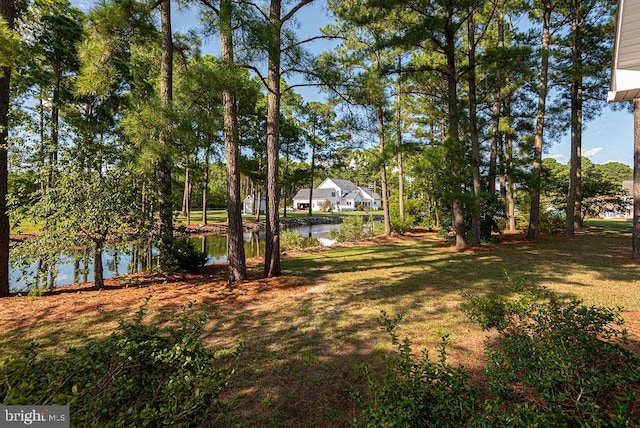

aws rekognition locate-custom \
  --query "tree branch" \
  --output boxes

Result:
[199,0,219,15]
[282,0,314,24]
[238,0,269,21]
[282,34,337,52]
[239,63,268,88]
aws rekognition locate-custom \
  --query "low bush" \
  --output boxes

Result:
[352,312,478,427]
[354,277,640,427]
[464,277,640,426]
[330,216,374,242]
[167,232,207,271]
[281,229,320,251]
[0,303,240,427]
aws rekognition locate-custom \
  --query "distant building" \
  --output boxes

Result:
[243,194,266,215]
[292,178,381,212]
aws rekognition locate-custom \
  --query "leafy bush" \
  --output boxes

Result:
[390,204,417,235]
[516,210,566,234]
[281,229,320,251]
[463,276,640,426]
[329,216,374,242]
[354,277,640,427]
[0,304,240,427]
[352,312,478,427]
[166,231,207,271]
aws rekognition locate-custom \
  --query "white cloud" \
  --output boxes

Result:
[583,147,604,157]
[548,154,565,160]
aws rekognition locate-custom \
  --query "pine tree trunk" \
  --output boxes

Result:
[221,0,247,283]
[308,127,315,217]
[182,166,190,216]
[264,0,282,278]
[0,0,13,297]
[378,105,391,236]
[489,12,504,196]
[633,99,640,259]
[445,5,466,249]
[255,190,261,221]
[157,0,175,271]
[396,54,405,221]
[94,243,104,290]
[468,9,481,246]
[567,0,583,236]
[527,0,551,239]
[202,145,209,225]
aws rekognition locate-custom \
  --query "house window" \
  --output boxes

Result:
[332,191,335,197]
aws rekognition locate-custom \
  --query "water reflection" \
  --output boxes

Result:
[9,223,339,291]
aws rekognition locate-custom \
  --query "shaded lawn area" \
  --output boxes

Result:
[1,219,639,426]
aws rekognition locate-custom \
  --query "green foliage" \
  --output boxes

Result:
[516,210,566,234]
[0,304,240,427]
[354,278,640,427]
[163,231,207,272]
[463,276,640,426]
[389,201,417,234]
[352,312,478,427]
[329,216,374,242]
[280,229,320,251]
[0,16,21,68]
[539,211,566,234]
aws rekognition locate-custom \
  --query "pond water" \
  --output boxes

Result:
[8,223,340,292]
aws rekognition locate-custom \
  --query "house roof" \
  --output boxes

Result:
[320,178,358,191]
[342,192,359,201]
[609,0,640,101]
[292,188,334,201]
[357,186,381,200]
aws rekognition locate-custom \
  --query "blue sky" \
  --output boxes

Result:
[552,107,634,167]
[75,0,634,167]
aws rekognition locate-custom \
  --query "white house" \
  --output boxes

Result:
[609,0,640,258]
[292,178,381,212]
[243,194,266,215]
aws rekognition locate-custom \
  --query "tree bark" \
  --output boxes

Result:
[566,0,583,236]
[156,0,175,271]
[444,4,466,249]
[264,0,282,278]
[221,0,247,283]
[0,0,14,297]
[308,123,315,216]
[182,166,189,216]
[396,53,405,221]
[202,145,209,224]
[527,0,551,239]
[489,11,504,196]
[633,99,640,259]
[94,243,104,290]
[468,8,481,246]
[378,105,391,236]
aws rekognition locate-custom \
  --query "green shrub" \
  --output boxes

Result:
[354,277,640,427]
[0,304,240,427]
[166,232,207,271]
[352,312,478,427]
[516,211,566,234]
[329,216,374,242]
[463,277,640,426]
[281,229,320,251]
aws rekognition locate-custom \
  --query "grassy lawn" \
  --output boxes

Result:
[2,218,639,426]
